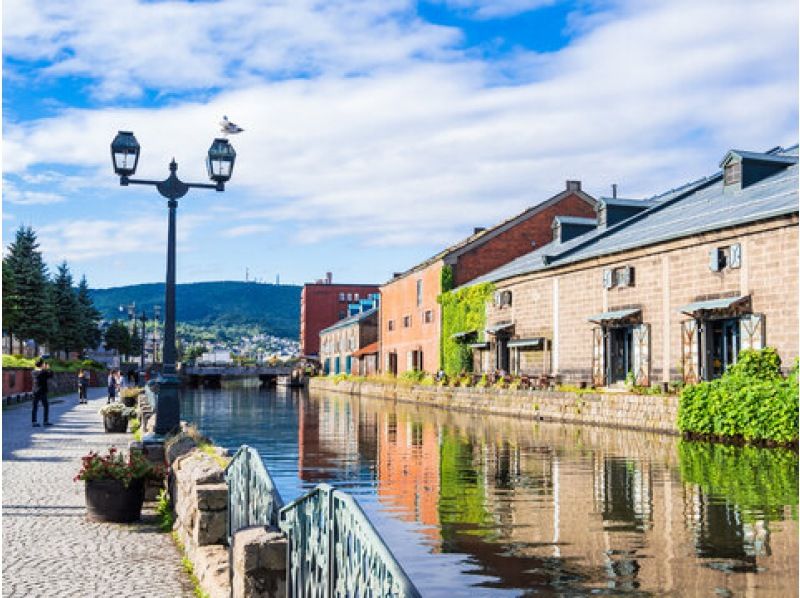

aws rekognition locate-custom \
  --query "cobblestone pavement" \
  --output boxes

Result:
[2,388,194,597]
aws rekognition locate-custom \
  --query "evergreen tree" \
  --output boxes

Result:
[104,320,132,360]
[2,258,22,350]
[130,327,144,362]
[51,262,83,358]
[4,227,54,351]
[76,275,102,354]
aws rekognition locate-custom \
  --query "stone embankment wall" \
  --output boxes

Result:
[160,429,287,598]
[309,377,680,434]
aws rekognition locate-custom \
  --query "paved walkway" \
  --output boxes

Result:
[2,387,193,597]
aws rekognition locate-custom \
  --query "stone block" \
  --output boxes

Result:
[232,526,287,598]
[197,483,228,511]
[166,434,198,465]
[193,544,231,598]
[194,508,227,546]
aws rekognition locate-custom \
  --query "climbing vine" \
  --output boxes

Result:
[438,282,495,376]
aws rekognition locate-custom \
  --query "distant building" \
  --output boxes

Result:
[198,350,233,365]
[380,181,598,375]
[300,272,379,358]
[319,307,379,376]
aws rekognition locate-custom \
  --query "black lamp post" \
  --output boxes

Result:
[111,131,236,436]
[138,310,147,380]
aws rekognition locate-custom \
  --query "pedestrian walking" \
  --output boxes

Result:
[107,369,117,403]
[31,358,54,427]
[78,368,90,404]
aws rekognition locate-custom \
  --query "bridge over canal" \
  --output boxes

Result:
[182,365,294,388]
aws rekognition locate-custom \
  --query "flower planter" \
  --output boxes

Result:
[122,394,137,408]
[103,413,128,433]
[85,478,145,523]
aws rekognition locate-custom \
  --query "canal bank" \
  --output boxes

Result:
[309,377,680,434]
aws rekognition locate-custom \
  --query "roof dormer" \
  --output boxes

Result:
[595,198,655,230]
[551,216,596,244]
[720,149,797,191]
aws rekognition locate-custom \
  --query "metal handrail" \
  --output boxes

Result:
[279,484,421,598]
[224,445,284,543]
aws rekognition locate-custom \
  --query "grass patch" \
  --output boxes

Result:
[155,488,174,533]
[198,442,230,468]
[171,531,211,598]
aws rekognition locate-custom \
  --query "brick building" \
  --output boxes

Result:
[466,145,798,384]
[319,307,379,375]
[299,273,379,358]
[379,182,598,375]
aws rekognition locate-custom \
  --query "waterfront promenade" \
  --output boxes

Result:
[2,387,192,597]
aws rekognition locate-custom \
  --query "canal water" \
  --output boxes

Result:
[181,386,798,597]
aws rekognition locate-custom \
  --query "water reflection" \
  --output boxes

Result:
[181,387,798,596]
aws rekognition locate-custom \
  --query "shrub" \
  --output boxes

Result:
[120,387,143,399]
[678,347,798,444]
[98,403,137,418]
[399,370,426,384]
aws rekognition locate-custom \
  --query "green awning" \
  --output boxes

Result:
[508,337,546,349]
[587,308,641,324]
[485,322,513,335]
[679,295,749,316]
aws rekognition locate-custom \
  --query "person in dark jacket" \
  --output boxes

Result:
[31,358,54,427]
[78,368,90,404]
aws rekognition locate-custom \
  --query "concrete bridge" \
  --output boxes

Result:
[182,365,294,389]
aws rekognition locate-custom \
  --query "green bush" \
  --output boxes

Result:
[678,347,798,444]
[679,441,798,522]
[1,354,105,372]
[399,370,426,384]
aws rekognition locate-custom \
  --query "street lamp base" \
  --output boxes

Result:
[154,373,181,435]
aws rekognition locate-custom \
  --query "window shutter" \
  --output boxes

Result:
[603,269,614,289]
[592,327,606,386]
[681,320,699,384]
[729,244,742,269]
[407,351,413,370]
[632,324,650,386]
[709,248,722,272]
[739,314,765,351]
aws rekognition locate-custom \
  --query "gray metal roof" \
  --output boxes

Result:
[464,145,798,287]
[720,149,798,167]
[553,216,596,226]
[319,307,378,335]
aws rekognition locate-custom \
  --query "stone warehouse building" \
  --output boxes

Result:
[319,307,379,376]
[465,145,798,385]
[380,182,598,375]
[299,272,379,358]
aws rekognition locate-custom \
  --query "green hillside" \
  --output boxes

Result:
[89,281,301,339]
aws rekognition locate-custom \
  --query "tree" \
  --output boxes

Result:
[50,262,82,358]
[104,321,131,359]
[130,327,144,362]
[4,227,54,351]
[2,258,21,350]
[76,275,102,354]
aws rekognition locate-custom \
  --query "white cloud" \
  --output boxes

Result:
[3,0,797,257]
[3,181,65,205]
[428,0,557,19]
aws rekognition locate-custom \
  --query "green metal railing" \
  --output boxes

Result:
[224,445,284,543]
[279,484,421,598]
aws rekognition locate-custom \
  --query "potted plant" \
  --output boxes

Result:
[120,387,142,408]
[99,403,136,433]
[74,447,162,523]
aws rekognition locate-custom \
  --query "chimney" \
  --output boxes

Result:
[612,184,617,198]
[566,180,581,192]
[325,272,332,284]
[473,227,486,235]
[393,272,403,279]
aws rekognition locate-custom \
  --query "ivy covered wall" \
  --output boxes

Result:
[438,282,495,375]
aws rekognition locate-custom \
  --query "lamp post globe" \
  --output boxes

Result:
[111,131,141,177]
[207,138,236,185]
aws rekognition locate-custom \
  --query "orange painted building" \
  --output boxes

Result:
[379,182,597,374]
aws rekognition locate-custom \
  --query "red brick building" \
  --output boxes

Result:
[380,181,597,374]
[300,274,380,357]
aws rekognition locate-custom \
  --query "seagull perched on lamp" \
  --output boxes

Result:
[220,115,244,136]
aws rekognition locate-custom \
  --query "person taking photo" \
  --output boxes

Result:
[31,358,54,427]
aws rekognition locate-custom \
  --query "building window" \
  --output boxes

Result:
[403,315,412,328]
[338,311,345,319]
[338,292,345,301]
[724,162,741,186]
[416,280,423,307]
[347,293,353,301]
[424,310,433,323]
[388,320,395,331]
[354,293,359,300]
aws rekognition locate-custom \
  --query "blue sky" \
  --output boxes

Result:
[3,0,798,289]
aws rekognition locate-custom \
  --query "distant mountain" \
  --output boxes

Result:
[89,281,301,339]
